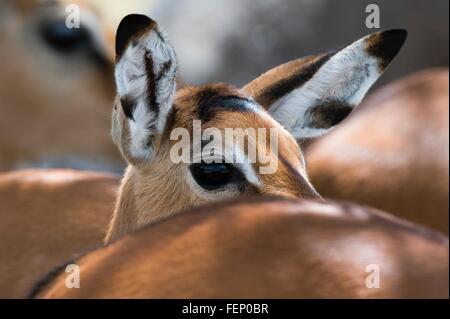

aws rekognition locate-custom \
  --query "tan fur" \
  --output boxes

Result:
[106,84,320,242]
[36,198,449,298]
[243,53,327,108]
[306,69,449,234]
[0,0,121,171]
[107,25,409,242]
[0,169,118,298]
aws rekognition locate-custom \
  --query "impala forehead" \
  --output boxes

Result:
[172,84,258,127]
[174,85,302,150]
[170,85,306,179]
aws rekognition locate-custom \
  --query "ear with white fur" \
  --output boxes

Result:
[112,14,177,164]
[244,29,407,139]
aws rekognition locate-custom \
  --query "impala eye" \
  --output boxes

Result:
[40,19,90,53]
[189,162,245,191]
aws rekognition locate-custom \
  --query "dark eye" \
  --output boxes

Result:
[190,162,244,191]
[40,19,90,53]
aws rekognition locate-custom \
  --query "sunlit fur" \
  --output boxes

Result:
[107,83,320,242]
[0,169,118,298]
[107,16,406,243]
[307,69,449,234]
[34,198,449,298]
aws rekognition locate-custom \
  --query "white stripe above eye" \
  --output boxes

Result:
[233,162,262,189]
[197,141,262,189]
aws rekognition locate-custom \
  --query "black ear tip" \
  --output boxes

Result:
[365,28,408,70]
[118,14,156,30]
[116,14,157,59]
[381,28,408,44]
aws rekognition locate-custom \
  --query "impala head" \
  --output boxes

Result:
[0,0,120,171]
[109,14,406,239]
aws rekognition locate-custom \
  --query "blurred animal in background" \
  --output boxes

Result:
[0,0,122,172]
[31,197,449,298]
[106,15,406,242]
[306,69,449,234]
[0,0,152,299]
[0,169,118,298]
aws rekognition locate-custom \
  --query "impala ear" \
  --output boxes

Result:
[244,29,407,139]
[113,14,177,164]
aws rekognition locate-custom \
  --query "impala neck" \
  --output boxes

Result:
[105,162,195,243]
[105,166,139,243]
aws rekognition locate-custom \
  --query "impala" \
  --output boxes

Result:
[106,14,407,242]
[31,197,449,298]
[0,169,118,298]
[0,0,122,171]
[307,68,449,234]
[1,13,426,298]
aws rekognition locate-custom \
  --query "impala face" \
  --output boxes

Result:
[109,14,406,237]
[0,0,119,171]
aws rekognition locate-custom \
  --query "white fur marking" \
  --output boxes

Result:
[114,27,177,161]
[269,34,383,139]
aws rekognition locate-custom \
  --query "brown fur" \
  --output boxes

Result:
[0,169,118,298]
[0,0,121,171]
[34,197,449,298]
[107,83,320,242]
[107,26,408,242]
[306,69,449,234]
[243,53,331,109]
